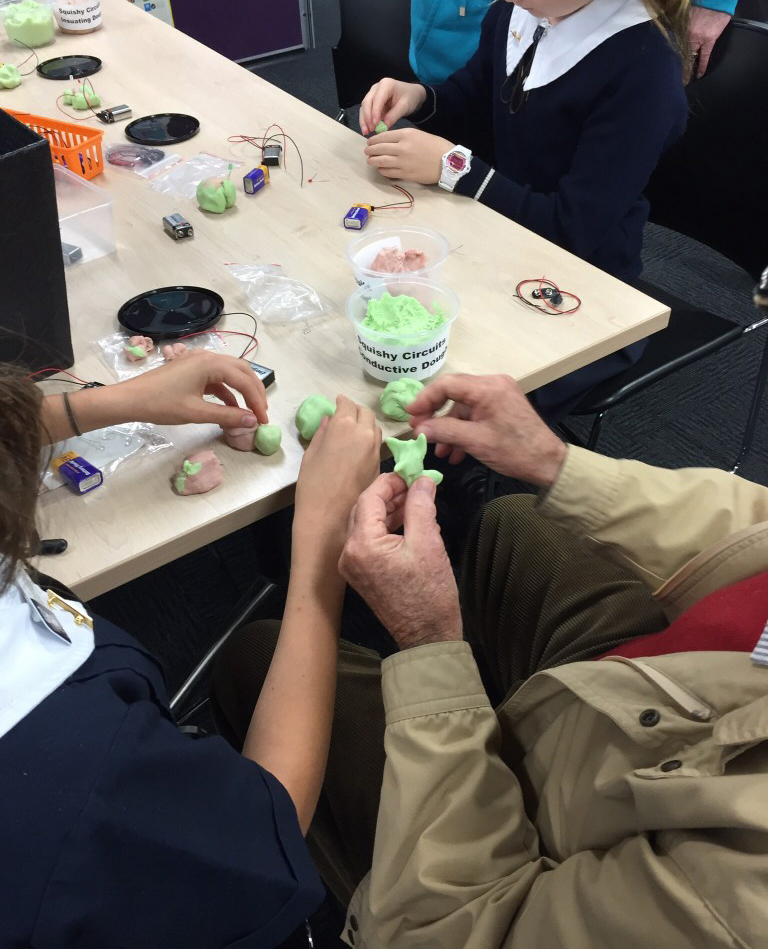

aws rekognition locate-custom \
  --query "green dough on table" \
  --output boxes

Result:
[196,176,237,214]
[374,121,388,133]
[380,379,424,421]
[386,432,443,488]
[2,0,55,46]
[254,423,282,455]
[296,394,336,440]
[63,87,101,109]
[363,293,445,335]
[0,64,21,88]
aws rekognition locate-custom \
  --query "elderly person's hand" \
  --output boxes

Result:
[339,473,462,650]
[688,6,731,80]
[407,373,567,488]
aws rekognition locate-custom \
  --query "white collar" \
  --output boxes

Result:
[506,0,653,89]
[0,569,94,741]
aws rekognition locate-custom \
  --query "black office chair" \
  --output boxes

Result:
[562,18,768,472]
[332,0,416,122]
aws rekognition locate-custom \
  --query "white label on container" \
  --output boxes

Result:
[355,330,450,382]
[53,1,102,29]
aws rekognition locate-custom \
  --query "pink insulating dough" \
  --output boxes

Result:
[173,449,224,496]
[370,246,428,274]
[124,335,155,362]
[221,422,258,452]
[162,342,189,361]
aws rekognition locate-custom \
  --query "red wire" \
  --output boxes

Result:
[516,277,581,315]
[25,368,89,383]
[174,329,259,357]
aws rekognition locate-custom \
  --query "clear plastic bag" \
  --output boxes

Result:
[41,423,171,493]
[226,263,326,324]
[97,331,223,381]
[150,153,243,199]
[104,144,178,178]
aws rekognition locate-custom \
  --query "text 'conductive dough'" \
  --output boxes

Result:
[380,379,424,421]
[386,433,443,488]
[295,395,336,440]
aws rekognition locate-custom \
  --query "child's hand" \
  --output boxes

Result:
[364,128,455,185]
[359,79,427,135]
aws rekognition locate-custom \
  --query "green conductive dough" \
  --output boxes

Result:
[386,433,443,488]
[254,423,282,455]
[296,395,336,440]
[196,176,237,214]
[380,379,424,421]
[374,121,388,133]
[175,459,202,494]
[124,344,146,358]
[3,0,55,47]
[63,87,101,109]
[0,64,21,88]
[363,293,445,335]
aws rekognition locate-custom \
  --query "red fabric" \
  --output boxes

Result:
[600,570,768,659]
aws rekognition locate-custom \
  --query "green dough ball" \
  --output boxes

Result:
[254,423,282,455]
[196,176,237,214]
[71,90,101,110]
[0,64,21,88]
[296,395,336,440]
[374,121,388,133]
[386,432,443,488]
[3,0,55,47]
[380,379,424,421]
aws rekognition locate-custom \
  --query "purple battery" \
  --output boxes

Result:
[52,452,103,494]
[244,167,267,194]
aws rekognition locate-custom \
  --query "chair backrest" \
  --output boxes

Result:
[645,18,768,280]
[332,0,415,110]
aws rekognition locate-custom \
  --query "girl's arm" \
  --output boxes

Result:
[242,399,381,833]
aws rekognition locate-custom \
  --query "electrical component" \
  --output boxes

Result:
[263,144,282,166]
[531,286,563,306]
[51,451,103,494]
[243,166,269,194]
[344,204,372,230]
[95,103,132,124]
[248,361,275,388]
[162,212,194,241]
[514,277,581,315]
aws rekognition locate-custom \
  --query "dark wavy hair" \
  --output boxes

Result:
[0,367,43,593]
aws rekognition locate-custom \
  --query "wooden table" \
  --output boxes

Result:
[4,3,669,598]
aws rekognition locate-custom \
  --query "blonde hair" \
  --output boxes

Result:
[644,0,691,56]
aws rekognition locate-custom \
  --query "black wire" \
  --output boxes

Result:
[15,39,39,76]
[263,133,304,188]
[221,311,259,358]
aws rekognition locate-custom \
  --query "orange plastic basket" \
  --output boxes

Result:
[2,108,104,180]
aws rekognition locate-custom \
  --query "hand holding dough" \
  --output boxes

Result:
[295,395,336,441]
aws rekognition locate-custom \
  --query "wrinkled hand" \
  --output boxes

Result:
[687,7,730,80]
[340,473,462,649]
[364,127,454,184]
[294,396,382,556]
[116,350,268,428]
[359,78,427,135]
[408,373,567,488]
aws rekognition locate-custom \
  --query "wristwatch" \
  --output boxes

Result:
[438,145,472,192]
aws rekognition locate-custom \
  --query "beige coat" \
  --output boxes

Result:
[344,447,768,949]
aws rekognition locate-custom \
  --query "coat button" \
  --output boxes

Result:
[639,708,660,727]
[660,759,682,772]
[350,915,359,931]
[347,928,355,944]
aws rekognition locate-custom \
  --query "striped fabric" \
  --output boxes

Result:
[752,620,768,666]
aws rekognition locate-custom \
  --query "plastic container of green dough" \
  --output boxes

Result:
[346,277,459,385]
[0,0,55,47]
[345,225,450,295]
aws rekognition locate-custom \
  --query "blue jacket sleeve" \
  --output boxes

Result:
[32,700,324,949]
[692,0,737,14]
[453,49,687,264]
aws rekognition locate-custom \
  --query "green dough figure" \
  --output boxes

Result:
[386,433,443,488]
[63,86,101,110]
[196,175,237,214]
[254,423,282,455]
[3,0,55,47]
[296,395,336,440]
[380,379,424,421]
[374,121,388,133]
[363,293,445,335]
[0,64,21,88]
[174,459,202,494]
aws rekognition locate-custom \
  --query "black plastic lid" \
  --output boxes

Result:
[117,287,224,340]
[37,55,102,79]
[124,113,200,146]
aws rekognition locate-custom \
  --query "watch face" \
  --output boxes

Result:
[447,152,467,172]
